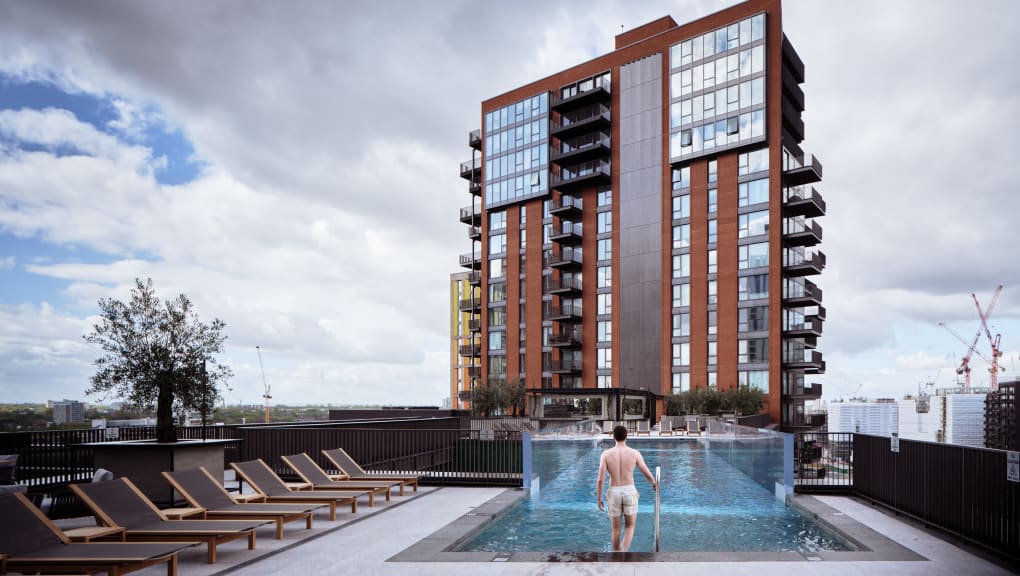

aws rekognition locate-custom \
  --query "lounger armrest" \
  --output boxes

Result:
[234,493,267,503]
[285,482,313,491]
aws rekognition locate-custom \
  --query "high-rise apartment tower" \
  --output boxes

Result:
[457,0,825,429]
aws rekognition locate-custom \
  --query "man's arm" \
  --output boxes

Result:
[635,451,657,491]
[596,452,606,510]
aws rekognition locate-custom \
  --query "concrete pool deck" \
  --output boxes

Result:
[103,485,1014,576]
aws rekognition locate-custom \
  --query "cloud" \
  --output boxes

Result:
[0,256,13,270]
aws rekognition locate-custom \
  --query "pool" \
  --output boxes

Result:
[456,439,852,553]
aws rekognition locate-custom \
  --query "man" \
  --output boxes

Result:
[596,424,657,552]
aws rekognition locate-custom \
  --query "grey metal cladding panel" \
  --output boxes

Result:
[619,224,658,258]
[619,166,662,203]
[619,253,658,283]
[619,283,660,314]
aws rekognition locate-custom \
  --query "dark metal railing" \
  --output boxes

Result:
[853,433,1019,562]
[794,432,852,493]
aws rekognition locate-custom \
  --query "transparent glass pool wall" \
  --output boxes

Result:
[701,419,793,499]
[523,419,794,500]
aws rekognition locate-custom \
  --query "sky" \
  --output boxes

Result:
[0,0,1018,408]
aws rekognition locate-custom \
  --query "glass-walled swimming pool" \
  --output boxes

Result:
[457,438,850,553]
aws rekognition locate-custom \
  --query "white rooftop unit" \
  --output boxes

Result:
[827,402,898,436]
[897,392,986,448]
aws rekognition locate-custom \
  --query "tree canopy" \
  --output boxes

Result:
[83,278,232,442]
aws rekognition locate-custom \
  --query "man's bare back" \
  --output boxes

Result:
[596,425,656,552]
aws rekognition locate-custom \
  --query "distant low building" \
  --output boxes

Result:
[898,389,987,448]
[827,400,898,437]
[985,380,1018,451]
[50,399,86,425]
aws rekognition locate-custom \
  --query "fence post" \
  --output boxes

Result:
[522,431,532,490]
[780,432,793,501]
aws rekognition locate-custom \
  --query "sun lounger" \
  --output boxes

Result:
[231,459,369,519]
[635,420,651,436]
[162,467,321,539]
[685,417,702,437]
[71,478,268,564]
[282,453,403,498]
[321,447,421,493]
[1,491,194,576]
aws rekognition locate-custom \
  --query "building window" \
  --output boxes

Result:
[673,254,690,278]
[707,187,717,214]
[672,372,690,394]
[597,293,612,315]
[739,338,768,363]
[708,250,717,274]
[597,375,612,388]
[597,238,612,261]
[708,341,717,365]
[739,210,769,238]
[673,343,690,366]
[708,309,717,335]
[673,224,691,249]
[597,211,612,234]
[598,320,612,343]
[489,331,506,351]
[597,186,612,207]
[708,160,717,184]
[738,147,769,175]
[597,265,612,288]
[489,233,506,255]
[673,194,690,220]
[543,223,552,244]
[672,166,691,190]
[489,307,506,327]
[707,219,717,244]
[489,281,505,303]
[739,305,768,332]
[739,177,769,207]
[489,258,505,279]
[673,283,690,308]
[739,274,768,301]
[739,242,769,269]
[598,348,612,369]
[708,280,717,305]
[490,356,506,378]
[707,371,718,389]
[738,370,768,391]
[490,211,506,231]
[673,313,690,337]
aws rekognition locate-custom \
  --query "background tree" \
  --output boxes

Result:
[83,278,233,442]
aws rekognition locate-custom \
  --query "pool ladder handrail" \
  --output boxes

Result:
[654,466,661,552]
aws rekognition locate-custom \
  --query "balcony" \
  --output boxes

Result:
[468,318,481,332]
[787,382,823,399]
[551,160,611,191]
[549,328,583,348]
[545,276,583,296]
[460,159,481,180]
[546,359,583,374]
[550,221,583,245]
[782,34,806,84]
[467,366,480,380]
[458,344,482,358]
[551,104,611,140]
[467,271,481,285]
[551,82,610,114]
[469,129,482,151]
[469,180,481,196]
[783,154,823,187]
[784,187,826,218]
[783,250,826,277]
[783,219,823,247]
[783,317,824,338]
[549,195,583,220]
[459,205,481,225]
[459,252,481,270]
[785,350,826,374]
[783,278,823,307]
[551,133,611,166]
[545,302,583,323]
[548,247,583,270]
[782,96,805,143]
[781,64,805,112]
[468,226,481,241]
[458,298,481,312]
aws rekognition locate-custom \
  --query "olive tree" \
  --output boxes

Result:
[83,278,233,442]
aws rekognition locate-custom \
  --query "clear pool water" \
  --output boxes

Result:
[457,439,851,553]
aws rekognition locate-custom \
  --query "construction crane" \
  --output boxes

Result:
[972,285,1004,390]
[256,345,271,423]
[939,284,1004,391]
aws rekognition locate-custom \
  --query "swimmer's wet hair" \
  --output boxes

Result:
[613,425,627,441]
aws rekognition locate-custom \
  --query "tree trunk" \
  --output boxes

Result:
[155,373,177,443]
